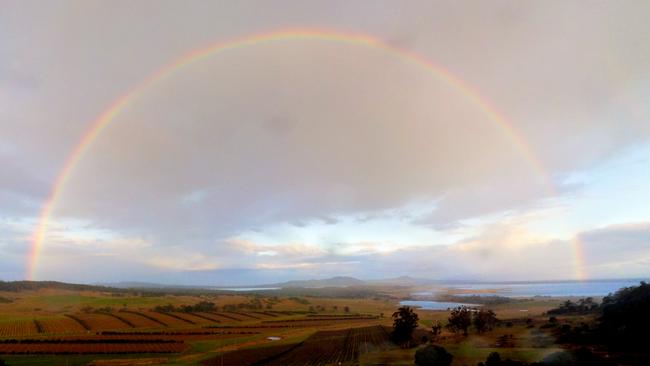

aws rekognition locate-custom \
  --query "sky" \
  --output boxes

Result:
[1,1,649,285]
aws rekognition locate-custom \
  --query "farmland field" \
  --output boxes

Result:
[0,320,38,338]
[201,325,390,366]
[38,317,87,334]
[0,339,187,354]
[0,281,628,366]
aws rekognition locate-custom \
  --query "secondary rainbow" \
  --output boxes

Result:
[28,28,581,280]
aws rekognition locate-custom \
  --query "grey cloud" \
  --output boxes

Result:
[54,41,548,244]
[27,220,650,284]
[578,222,650,275]
[0,150,49,215]
[0,1,648,281]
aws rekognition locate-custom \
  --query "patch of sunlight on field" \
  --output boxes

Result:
[11,292,208,313]
[171,325,317,366]
[272,297,396,315]
[443,340,562,365]
[187,334,261,353]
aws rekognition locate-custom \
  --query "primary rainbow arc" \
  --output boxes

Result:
[27,28,585,281]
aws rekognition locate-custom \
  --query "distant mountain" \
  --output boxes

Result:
[1,280,206,293]
[21,276,431,291]
[0,280,119,292]
[2,276,438,294]
[267,276,367,288]
[95,281,193,289]
[367,276,437,286]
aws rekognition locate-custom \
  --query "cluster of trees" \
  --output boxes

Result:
[221,298,270,311]
[152,297,281,313]
[446,307,498,336]
[80,306,115,314]
[549,282,649,351]
[414,282,650,366]
[154,301,217,313]
[547,298,598,315]
[288,296,310,304]
[391,305,499,347]
[308,305,326,312]
[438,295,514,306]
[307,304,350,313]
[599,281,650,349]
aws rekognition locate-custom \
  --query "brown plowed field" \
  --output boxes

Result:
[202,325,391,366]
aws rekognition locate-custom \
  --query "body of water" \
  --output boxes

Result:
[444,279,644,298]
[402,280,646,310]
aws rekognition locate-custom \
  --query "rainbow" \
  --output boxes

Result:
[27,28,581,280]
[571,235,588,281]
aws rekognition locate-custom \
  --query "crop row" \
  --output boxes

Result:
[264,325,390,366]
[39,317,87,334]
[0,310,279,339]
[204,325,391,366]
[204,325,292,329]
[0,320,38,337]
[0,342,187,354]
[263,316,378,323]
[99,330,259,336]
[0,338,180,344]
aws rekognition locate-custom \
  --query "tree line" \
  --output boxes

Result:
[390,305,499,347]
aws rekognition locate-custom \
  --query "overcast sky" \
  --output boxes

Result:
[1,1,649,285]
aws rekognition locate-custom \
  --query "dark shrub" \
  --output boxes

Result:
[414,345,453,366]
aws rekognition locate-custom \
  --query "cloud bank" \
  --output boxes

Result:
[0,1,648,283]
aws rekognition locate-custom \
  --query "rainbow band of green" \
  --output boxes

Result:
[28,28,580,280]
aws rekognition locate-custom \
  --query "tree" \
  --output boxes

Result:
[577,297,597,311]
[414,345,453,366]
[431,321,443,341]
[446,306,472,336]
[474,309,498,333]
[391,306,419,345]
[80,305,94,314]
[154,303,176,312]
[344,306,350,313]
[548,297,600,315]
[485,352,501,366]
[599,281,650,349]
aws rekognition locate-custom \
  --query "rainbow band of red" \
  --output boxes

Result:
[28,29,582,280]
